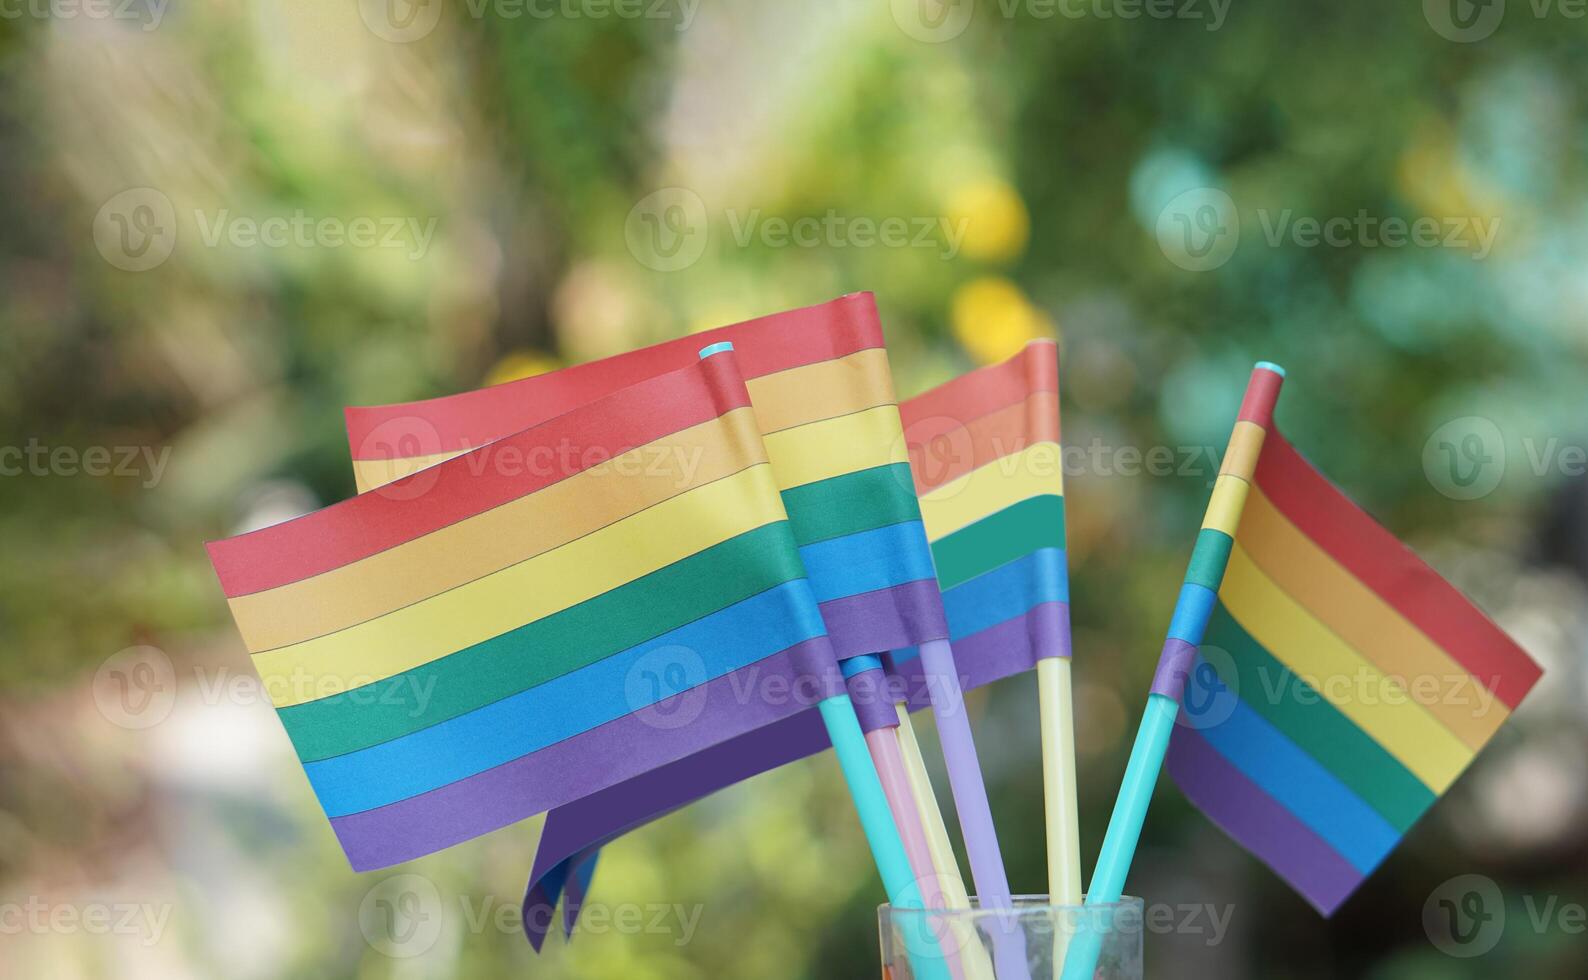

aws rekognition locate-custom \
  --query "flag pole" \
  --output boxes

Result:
[1060,361,1284,980]
[1038,656,1082,905]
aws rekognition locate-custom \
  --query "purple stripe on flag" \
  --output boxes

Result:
[1150,638,1198,700]
[1166,725,1364,916]
[845,666,902,733]
[820,579,948,660]
[330,638,836,871]
[522,602,1064,944]
[522,709,831,947]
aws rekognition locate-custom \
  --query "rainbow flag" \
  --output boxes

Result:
[1166,420,1543,914]
[344,293,948,661]
[206,352,847,871]
[522,340,1069,941]
[891,338,1069,675]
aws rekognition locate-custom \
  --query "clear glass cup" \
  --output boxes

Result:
[878,895,1144,980]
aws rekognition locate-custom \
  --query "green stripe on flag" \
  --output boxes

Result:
[1185,528,1234,591]
[781,463,924,546]
[931,494,1065,590]
[1203,603,1437,832]
[280,521,807,762]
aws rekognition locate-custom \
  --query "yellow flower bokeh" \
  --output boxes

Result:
[483,350,562,387]
[950,276,1055,365]
[946,177,1031,263]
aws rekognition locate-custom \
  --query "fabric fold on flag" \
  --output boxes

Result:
[208,351,846,871]
[522,339,1070,943]
[1166,422,1543,915]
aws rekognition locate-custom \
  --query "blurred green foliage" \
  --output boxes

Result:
[2,2,1587,978]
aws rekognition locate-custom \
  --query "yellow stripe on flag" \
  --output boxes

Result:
[746,349,897,433]
[1237,487,1507,750]
[355,452,459,493]
[1220,421,1267,478]
[762,405,910,491]
[235,409,764,651]
[918,442,1063,541]
[1202,472,1252,537]
[250,464,788,707]
[1219,544,1472,792]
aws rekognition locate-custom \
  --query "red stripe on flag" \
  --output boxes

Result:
[902,391,1059,495]
[208,357,751,598]
[344,292,885,459]
[898,339,1058,437]
[1254,429,1542,709]
[1238,368,1284,428]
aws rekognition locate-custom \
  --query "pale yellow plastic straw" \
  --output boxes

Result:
[896,704,997,980]
[1038,657,1083,904]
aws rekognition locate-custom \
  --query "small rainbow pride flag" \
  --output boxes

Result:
[1166,418,1543,914]
[522,340,1070,940]
[890,338,1069,681]
[206,352,846,871]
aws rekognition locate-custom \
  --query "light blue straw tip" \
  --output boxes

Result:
[698,341,735,360]
[1255,360,1286,377]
